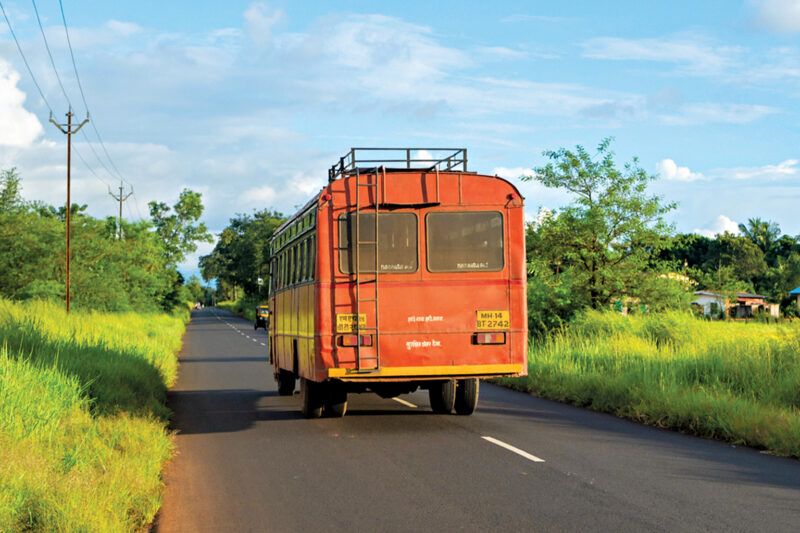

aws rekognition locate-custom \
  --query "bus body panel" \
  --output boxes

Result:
[270,170,527,384]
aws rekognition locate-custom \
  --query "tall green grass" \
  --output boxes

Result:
[217,295,261,322]
[497,310,800,457]
[0,298,187,532]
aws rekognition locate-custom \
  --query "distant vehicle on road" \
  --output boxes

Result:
[254,305,270,330]
[268,148,527,418]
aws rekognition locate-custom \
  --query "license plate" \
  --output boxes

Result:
[476,310,509,330]
[336,313,367,333]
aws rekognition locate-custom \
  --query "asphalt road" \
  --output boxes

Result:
[155,308,800,532]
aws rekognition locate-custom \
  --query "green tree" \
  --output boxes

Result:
[200,209,285,299]
[704,232,766,291]
[185,275,206,303]
[522,138,676,309]
[0,167,23,212]
[738,218,781,257]
[149,189,213,266]
[0,168,192,312]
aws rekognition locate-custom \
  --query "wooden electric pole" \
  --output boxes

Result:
[108,181,133,239]
[49,109,89,313]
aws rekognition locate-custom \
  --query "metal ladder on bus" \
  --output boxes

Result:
[354,166,382,371]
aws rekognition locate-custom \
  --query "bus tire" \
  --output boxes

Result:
[324,383,348,418]
[300,378,324,419]
[429,380,456,414]
[276,369,295,396]
[454,378,479,415]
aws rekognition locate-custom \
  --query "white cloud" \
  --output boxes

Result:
[0,59,43,147]
[582,35,739,76]
[239,185,277,207]
[725,159,799,180]
[474,46,527,61]
[656,159,704,181]
[693,215,741,238]
[753,0,800,33]
[656,103,777,126]
[244,2,285,47]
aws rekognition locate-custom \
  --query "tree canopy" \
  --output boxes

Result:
[0,168,212,312]
[200,209,285,301]
[523,138,676,309]
[149,189,213,266]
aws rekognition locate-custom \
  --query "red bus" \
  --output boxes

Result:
[268,148,527,418]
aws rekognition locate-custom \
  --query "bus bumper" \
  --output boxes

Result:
[327,363,525,382]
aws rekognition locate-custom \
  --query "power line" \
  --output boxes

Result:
[57,0,133,189]
[131,190,146,221]
[0,1,52,113]
[4,0,144,221]
[57,0,87,110]
[30,0,73,109]
[72,144,110,188]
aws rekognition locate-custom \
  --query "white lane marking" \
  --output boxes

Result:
[392,397,418,408]
[260,343,266,346]
[482,436,545,463]
[252,338,258,342]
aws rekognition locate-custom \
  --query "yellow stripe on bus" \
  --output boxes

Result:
[327,364,523,379]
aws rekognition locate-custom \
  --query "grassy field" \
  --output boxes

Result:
[217,297,260,322]
[496,310,800,458]
[0,298,187,532]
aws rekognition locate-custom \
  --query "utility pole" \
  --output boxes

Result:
[49,109,89,313]
[108,181,133,239]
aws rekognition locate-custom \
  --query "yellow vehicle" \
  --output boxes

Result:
[254,305,270,330]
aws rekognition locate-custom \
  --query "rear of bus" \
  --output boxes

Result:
[314,151,527,414]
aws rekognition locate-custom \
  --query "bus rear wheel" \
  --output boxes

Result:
[324,383,348,418]
[276,369,295,396]
[454,378,479,415]
[300,378,324,418]
[429,380,456,414]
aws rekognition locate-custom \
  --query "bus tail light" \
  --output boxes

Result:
[338,334,373,347]
[474,332,506,345]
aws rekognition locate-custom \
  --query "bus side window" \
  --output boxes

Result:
[298,242,305,283]
[309,236,316,280]
[302,239,309,281]
[281,251,287,288]
[289,246,296,286]
[271,257,277,292]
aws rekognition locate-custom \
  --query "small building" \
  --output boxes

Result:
[692,291,780,318]
[791,286,800,311]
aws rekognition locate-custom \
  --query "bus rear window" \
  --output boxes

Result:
[339,213,418,274]
[426,212,504,272]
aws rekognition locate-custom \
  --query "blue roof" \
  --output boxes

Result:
[791,286,800,295]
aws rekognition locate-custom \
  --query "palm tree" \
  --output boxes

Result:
[738,217,781,255]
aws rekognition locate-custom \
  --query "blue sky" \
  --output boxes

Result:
[1,0,799,279]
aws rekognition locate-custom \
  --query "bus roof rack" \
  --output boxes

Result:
[328,148,467,182]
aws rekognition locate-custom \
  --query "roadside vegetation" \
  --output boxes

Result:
[497,310,800,457]
[0,298,187,531]
[216,298,258,322]
[0,168,211,531]
[200,209,285,308]
[501,139,800,455]
[0,168,212,312]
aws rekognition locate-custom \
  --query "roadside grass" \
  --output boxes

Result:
[0,298,187,532]
[217,295,261,322]
[496,310,800,458]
